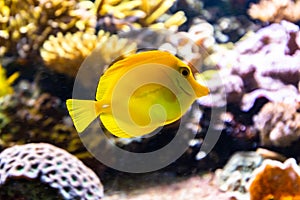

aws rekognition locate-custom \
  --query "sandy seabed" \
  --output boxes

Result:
[102,172,233,200]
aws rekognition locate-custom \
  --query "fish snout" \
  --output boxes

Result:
[193,82,210,98]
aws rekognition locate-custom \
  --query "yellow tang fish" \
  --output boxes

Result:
[66,50,209,138]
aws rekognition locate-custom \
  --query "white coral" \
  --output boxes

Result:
[0,143,103,200]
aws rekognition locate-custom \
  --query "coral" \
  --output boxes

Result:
[214,16,259,43]
[186,18,215,49]
[138,0,186,30]
[253,101,300,147]
[241,85,300,111]
[160,18,215,67]
[0,65,19,98]
[118,19,214,69]
[40,30,137,77]
[200,21,300,110]
[0,81,90,159]
[41,30,108,77]
[248,0,300,23]
[0,143,103,199]
[215,151,263,194]
[195,21,300,165]
[95,0,145,26]
[0,0,96,58]
[248,158,300,200]
[95,0,187,32]
[256,148,287,162]
[198,69,244,107]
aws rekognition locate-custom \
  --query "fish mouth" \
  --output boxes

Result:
[176,78,192,96]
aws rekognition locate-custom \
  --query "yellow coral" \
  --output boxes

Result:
[248,158,300,200]
[248,0,300,23]
[40,30,137,77]
[0,0,96,57]
[41,30,109,77]
[95,0,144,19]
[0,65,19,97]
[95,0,186,31]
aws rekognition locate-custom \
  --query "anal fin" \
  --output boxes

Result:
[100,114,133,138]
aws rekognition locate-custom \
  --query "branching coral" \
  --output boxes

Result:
[40,30,137,77]
[248,158,300,200]
[200,21,300,110]
[138,0,186,30]
[196,21,300,160]
[95,0,187,32]
[0,0,96,57]
[0,143,103,199]
[253,101,300,147]
[248,0,300,23]
[0,64,19,97]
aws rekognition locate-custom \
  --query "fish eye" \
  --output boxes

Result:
[179,67,190,77]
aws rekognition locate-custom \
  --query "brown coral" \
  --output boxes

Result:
[0,81,89,159]
[253,101,300,147]
[0,143,103,199]
[40,30,137,77]
[248,158,300,200]
[0,0,96,57]
[248,0,300,23]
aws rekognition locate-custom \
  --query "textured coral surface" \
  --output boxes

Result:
[0,143,103,199]
[248,158,300,200]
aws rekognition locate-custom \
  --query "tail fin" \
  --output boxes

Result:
[66,99,101,133]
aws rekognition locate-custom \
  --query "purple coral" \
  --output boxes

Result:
[0,143,103,199]
[211,21,300,112]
